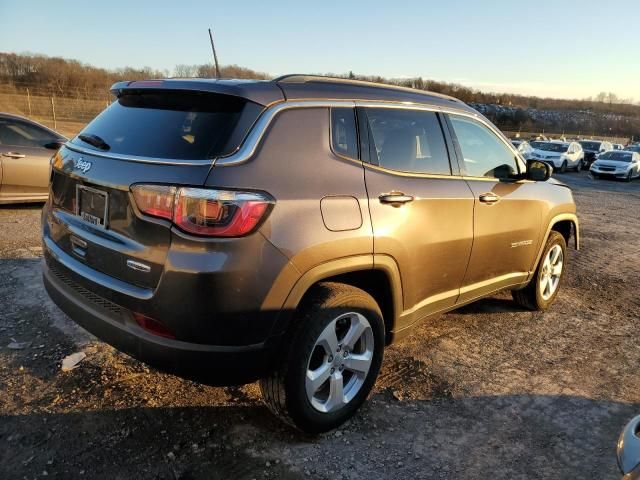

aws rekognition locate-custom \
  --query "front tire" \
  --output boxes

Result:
[559,160,568,173]
[260,282,385,433]
[626,171,632,182]
[512,231,567,311]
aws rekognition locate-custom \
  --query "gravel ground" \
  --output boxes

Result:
[1,172,639,479]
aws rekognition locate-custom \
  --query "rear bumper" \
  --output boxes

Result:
[43,258,278,385]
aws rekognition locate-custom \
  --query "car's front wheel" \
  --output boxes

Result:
[559,160,568,173]
[260,282,384,433]
[512,231,567,311]
[626,170,633,182]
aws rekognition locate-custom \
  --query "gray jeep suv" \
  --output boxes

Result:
[42,75,579,432]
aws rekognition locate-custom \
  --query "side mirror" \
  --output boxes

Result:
[526,160,552,181]
[618,416,640,478]
[44,140,65,150]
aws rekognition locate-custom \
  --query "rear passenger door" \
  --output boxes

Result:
[0,118,61,199]
[444,113,544,302]
[359,106,475,327]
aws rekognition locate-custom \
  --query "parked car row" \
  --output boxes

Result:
[510,137,638,181]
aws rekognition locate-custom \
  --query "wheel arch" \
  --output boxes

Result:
[272,255,403,345]
[529,213,579,279]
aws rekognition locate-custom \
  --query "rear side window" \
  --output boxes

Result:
[330,108,358,159]
[0,119,60,147]
[448,115,518,179]
[363,108,451,175]
[71,90,263,160]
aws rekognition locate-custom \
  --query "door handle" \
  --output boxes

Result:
[379,192,414,206]
[479,192,500,204]
[2,152,25,159]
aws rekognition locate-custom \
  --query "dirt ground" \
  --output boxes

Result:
[1,172,639,479]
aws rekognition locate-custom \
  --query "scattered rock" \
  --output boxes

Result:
[61,352,86,372]
[8,339,31,350]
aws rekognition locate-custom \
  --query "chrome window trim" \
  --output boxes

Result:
[64,99,522,170]
[64,143,216,166]
[215,100,356,166]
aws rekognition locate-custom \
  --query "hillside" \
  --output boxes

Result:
[1,52,638,139]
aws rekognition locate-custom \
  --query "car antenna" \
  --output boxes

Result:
[208,28,221,79]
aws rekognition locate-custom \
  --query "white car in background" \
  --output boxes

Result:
[529,141,585,173]
[590,150,640,181]
[511,139,534,160]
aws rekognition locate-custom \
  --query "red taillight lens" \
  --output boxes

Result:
[174,188,272,237]
[133,312,175,339]
[131,185,273,237]
[131,185,176,220]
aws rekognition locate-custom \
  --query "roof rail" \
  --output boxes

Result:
[273,73,463,104]
[273,74,352,83]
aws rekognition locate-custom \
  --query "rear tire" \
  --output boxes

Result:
[576,160,583,171]
[512,231,567,311]
[260,282,385,433]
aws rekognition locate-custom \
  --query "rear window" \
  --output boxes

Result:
[71,90,263,160]
[579,141,601,150]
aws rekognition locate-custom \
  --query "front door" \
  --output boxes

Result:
[445,113,545,303]
[0,118,60,200]
[359,107,474,328]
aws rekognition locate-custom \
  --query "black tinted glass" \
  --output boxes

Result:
[579,141,601,150]
[71,90,263,160]
[365,108,451,175]
[0,119,59,147]
[331,108,358,159]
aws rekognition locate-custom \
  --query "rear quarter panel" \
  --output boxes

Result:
[205,106,373,280]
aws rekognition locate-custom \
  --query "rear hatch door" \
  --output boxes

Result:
[46,83,280,289]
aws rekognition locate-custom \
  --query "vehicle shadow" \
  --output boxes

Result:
[0,393,634,480]
[0,202,45,210]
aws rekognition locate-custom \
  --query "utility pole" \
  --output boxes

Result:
[208,28,221,79]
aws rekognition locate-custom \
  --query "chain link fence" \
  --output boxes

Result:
[0,82,634,144]
[0,83,112,137]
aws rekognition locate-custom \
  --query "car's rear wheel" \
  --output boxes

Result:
[512,231,566,311]
[260,282,384,433]
[576,160,583,171]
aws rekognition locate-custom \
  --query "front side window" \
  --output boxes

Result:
[363,108,451,175]
[449,115,518,179]
[330,108,358,160]
[0,119,59,148]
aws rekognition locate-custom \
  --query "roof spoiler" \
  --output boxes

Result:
[109,79,284,106]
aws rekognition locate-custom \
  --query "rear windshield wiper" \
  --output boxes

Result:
[78,133,110,151]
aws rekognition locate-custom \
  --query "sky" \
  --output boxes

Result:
[1,0,639,101]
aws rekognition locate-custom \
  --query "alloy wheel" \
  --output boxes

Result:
[305,312,374,413]
[539,244,563,301]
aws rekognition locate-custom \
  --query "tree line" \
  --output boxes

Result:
[1,52,638,137]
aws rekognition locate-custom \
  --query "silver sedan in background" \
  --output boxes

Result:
[0,113,66,204]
